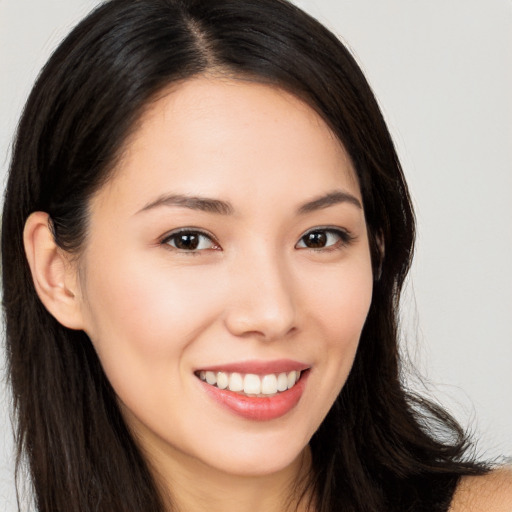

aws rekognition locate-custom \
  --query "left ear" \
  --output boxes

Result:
[23,211,86,330]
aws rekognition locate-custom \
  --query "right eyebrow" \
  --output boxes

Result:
[136,194,234,216]
[297,190,363,214]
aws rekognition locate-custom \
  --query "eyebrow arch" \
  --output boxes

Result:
[297,190,363,214]
[137,194,234,215]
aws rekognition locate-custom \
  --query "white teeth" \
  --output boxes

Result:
[243,374,261,394]
[228,372,244,392]
[261,374,278,395]
[216,371,229,389]
[277,372,288,392]
[205,371,217,385]
[198,369,304,396]
[287,371,297,389]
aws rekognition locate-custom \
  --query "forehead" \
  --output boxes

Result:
[93,76,361,214]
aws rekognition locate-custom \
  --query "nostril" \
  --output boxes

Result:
[223,305,297,341]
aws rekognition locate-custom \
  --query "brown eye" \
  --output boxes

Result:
[296,228,352,250]
[164,230,217,251]
[301,231,328,248]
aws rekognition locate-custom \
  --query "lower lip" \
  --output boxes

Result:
[200,371,309,421]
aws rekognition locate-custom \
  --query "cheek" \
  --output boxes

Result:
[79,250,224,379]
[302,256,373,403]
[306,256,373,341]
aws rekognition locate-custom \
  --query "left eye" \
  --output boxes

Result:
[163,230,217,251]
[296,228,349,250]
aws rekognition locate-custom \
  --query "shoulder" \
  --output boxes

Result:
[449,467,512,512]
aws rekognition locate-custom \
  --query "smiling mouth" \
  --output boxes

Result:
[195,370,303,397]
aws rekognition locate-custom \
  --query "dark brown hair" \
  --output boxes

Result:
[2,1,486,511]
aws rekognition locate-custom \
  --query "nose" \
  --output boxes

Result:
[223,249,298,341]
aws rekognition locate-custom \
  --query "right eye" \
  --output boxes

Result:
[161,230,219,252]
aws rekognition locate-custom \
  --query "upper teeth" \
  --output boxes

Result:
[198,370,301,396]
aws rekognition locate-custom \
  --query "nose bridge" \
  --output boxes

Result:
[224,242,297,340]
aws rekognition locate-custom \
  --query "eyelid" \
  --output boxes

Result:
[160,227,220,251]
[295,226,355,249]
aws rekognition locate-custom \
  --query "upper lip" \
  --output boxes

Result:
[195,359,310,375]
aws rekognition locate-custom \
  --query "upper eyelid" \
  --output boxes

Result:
[159,228,221,254]
[299,225,353,238]
[295,226,356,250]
[160,227,217,243]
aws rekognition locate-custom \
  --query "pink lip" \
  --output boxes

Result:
[196,359,309,375]
[199,369,310,421]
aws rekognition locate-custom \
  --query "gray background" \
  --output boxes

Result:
[1,0,511,509]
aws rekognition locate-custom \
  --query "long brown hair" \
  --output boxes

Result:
[2,1,486,511]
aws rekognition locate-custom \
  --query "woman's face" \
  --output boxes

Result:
[76,77,373,478]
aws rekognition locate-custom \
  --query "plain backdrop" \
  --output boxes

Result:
[1,0,511,509]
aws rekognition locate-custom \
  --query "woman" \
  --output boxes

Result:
[2,0,510,511]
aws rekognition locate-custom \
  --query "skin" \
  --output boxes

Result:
[451,468,512,512]
[22,76,512,511]
[74,76,372,511]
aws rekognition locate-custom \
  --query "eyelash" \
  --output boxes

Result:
[160,227,355,254]
[160,229,220,253]
[296,226,355,251]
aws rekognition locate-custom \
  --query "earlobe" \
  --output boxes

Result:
[23,212,85,330]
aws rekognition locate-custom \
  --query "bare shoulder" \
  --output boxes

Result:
[450,467,512,512]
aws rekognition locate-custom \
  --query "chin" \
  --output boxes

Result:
[208,448,308,478]
[191,426,313,478]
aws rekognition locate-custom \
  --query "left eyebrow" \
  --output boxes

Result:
[297,190,363,214]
